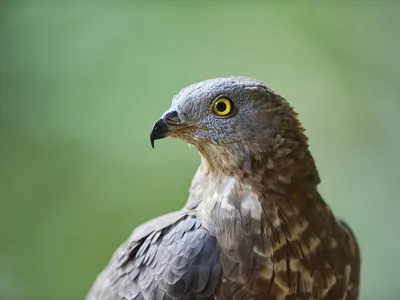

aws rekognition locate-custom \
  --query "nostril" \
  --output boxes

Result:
[164,110,180,124]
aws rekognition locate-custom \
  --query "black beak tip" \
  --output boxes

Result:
[150,110,180,149]
[150,118,169,149]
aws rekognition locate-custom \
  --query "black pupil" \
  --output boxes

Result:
[216,101,227,112]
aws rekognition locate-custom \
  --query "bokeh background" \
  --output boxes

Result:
[1,1,399,299]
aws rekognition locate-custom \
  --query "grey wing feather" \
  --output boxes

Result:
[86,212,221,300]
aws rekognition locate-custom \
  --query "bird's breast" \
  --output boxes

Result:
[197,176,263,237]
[193,175,354,299]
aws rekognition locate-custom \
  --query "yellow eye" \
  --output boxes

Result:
[213,98,233,116]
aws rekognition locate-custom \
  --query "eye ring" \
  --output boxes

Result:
[213,98,233,116]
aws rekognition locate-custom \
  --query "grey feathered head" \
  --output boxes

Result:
[151,77,304,175]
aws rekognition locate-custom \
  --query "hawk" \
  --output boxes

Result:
[86,77,360,299]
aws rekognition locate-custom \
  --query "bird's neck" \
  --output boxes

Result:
[195,146,330,223]
[190,124,337,254]
[196,117,324,207]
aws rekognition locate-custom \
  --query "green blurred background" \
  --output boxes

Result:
[1,1,399,299]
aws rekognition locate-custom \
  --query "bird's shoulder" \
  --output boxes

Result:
[87,210,221,300]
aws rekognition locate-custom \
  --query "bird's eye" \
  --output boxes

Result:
[213,98,233,116]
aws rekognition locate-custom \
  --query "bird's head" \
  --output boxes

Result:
[151,77,310,178]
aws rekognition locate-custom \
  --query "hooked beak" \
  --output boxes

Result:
[150,110,183,148]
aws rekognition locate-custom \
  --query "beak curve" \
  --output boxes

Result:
[150,110,182,148]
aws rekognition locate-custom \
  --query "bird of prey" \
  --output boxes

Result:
[86,77,360,300]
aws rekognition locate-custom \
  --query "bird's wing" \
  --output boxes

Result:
[86,211,221,300]
[336,219,361,299]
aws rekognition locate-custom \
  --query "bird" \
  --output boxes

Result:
[86,77,361,300]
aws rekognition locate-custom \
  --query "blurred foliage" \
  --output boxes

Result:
[0,1,399,299]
